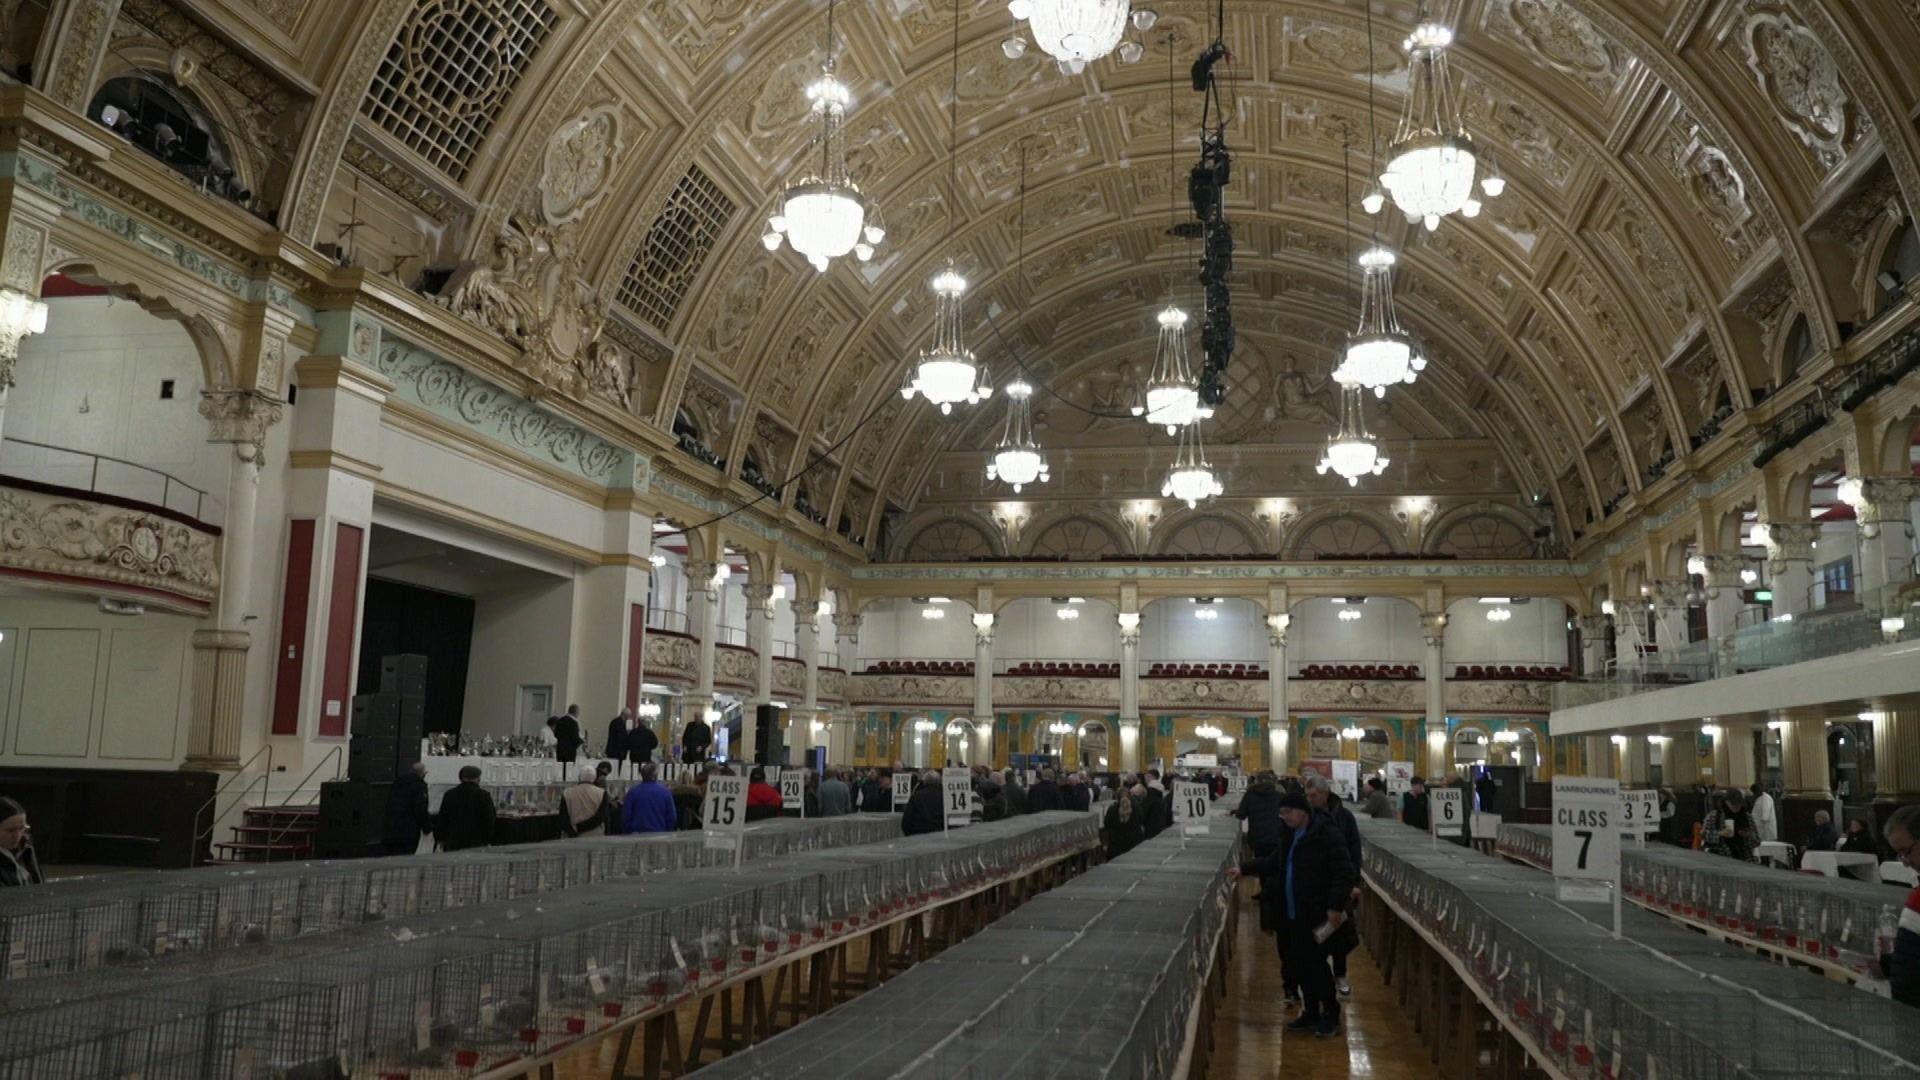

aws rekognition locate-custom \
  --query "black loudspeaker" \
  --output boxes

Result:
[754,704,783,766]
[351,693,399,738]
[396,697,426,743]
[348,737,399,781]
[379,654,428,699]
[318,780,389,856]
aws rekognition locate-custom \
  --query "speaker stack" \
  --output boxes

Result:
[754,703,785,766]
[319,654,428,858]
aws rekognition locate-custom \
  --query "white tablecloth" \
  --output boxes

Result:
[1800,850,1878,880]
[1754,841,1794,868]
[1882,861,1919,886]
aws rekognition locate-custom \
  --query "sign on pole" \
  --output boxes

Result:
[780,770,805,816]
[1619,789,1660,841]
[1552,776,1622,923]
[892,772,913,811]
[1173,781,1211,836]
[942,768,972,829]
[1226,773,1248,796]
[1330,760,1361,802]
[1385,761,1415,796]
[702,775,748,869]
[1430,787,1464,838]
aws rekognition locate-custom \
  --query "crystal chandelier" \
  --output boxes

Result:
[1336,247,1424,397]
[1137,305,1206,434]
[1161,417,1224,508]
[762,0,884,271]
[1316,385,1389,486]
[1002,1,1157,73]
[901,264,991,413]
[987,379,1048,491]
[1373,21,1503,231]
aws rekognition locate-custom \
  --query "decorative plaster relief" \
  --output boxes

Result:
[0,485,217,604]
[540,105,625,225]
[1742,9,1867,170]
[642,632,697,685]
[373,338,626,482]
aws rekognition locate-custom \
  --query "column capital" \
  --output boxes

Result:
[1764,521,1820,570]
[684,560,720,598]
[200,388,285,464]
[1848,477,1920,535]
[1699,553,1748,591]
[1420,611,1448,647]
[1575,614,1611,638]
[792,597,823,622]
[741,582,775,609]
[1648,578,1692,609]
[833,611,863,640]
[1119,625,1141,648]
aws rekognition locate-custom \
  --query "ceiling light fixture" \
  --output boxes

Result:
[1003,0,1157,74]
[1336,247,1424,397]
[1160,416,1224,508]
[1316,384,1389,486]
[921,606,947,620]
[989,143,1048,491]
[902,7,990,415]
[1143,306,1202,433]
[1338,607,1362,622]
[1486,606,1512,623]
[1056,606,1081,621]
[761,0,882,271]
[1374,19,1501,231]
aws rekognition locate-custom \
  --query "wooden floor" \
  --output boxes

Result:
[549,884,1439,1079]
[1205,885,1439,1078]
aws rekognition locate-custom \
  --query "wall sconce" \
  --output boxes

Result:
[1609,734,1627,746]
[972,612,995,631]
[1117,611,1142,632]
[1341,725,1365,740]
[1700,723,1721,738]
[1600,600,1616,616]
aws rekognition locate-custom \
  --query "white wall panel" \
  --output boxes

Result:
[15,628,100,757]
[463,577,577,736]
[100,629,186,760]
[1139,599,1267,663]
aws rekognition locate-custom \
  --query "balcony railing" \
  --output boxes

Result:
[0,436,218,524]
[1551,580,1920,710]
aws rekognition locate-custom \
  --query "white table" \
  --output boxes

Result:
[1800,850,1878,881]
[1754,840,1794,869]
[1882,860,1919,886]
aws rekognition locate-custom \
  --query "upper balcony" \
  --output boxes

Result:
[1550,580,1920,732]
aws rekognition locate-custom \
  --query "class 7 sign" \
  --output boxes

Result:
[1552,776,1621,903]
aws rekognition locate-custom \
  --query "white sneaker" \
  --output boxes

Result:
[1336,978,1352,996]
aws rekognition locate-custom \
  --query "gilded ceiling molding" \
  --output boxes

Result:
[1784,0,1920,223]
[279,0,412,242]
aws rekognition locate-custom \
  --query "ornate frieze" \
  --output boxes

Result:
[772,656,805,697]
[818,667,848,703]
[0,482,218,606]
[1444,680,1554,713]
[995,676,1119,710]
[642,632,697,686]
[713,644,756,688]
[852,561,1587,582]
[1140,678,1266,710]
[847,674,974,707]
[372,337,626,482]
[1288,679,1421,712]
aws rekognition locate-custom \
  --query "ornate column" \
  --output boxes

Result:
[183,390,283,769]
[1421,611,1447,747]
[794,599,822,759]
[1700,555,1747,674]
[1119,718,1141,775]
[1871,709,1920,838]
[1780,715,1832,841]
[1267,615,1290,773]
[681,562,719,754]
[1721,720,1757,791]
[1583,735,1616,779]
[741,581,776,763]
[967,618,998,760]
[1576,614,1611,677]
[1846,477,1920,596]
[1117,612,1141,728]
[1660,734,1697,787]
[1619,735,1650,785]
[1764,522,1820,619]
[1648,579,1693,663]
[833,612,862,677]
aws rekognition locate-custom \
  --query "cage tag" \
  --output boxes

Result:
[6,938,24,979]
[153,922,170,957]
[588,957,606,996]
[670,937,687,970]
[230,1047,256,1079]
[479,983,496,1027]
[415,999,432,1050]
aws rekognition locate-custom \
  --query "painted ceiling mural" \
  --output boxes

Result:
[116,0,1917,552]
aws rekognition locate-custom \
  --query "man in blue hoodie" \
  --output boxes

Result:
[621,764,679,833]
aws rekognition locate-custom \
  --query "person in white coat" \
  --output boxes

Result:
[1749,782,1778,844]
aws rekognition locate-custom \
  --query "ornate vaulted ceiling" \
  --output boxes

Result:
[178,0,1920,552]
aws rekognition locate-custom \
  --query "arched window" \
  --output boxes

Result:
[1027,517,1123,560]
[1292,515,1394,559]
[89,75,250,207]
[1429,513,1535,558]
[902,519,995,562]
[1157,515,1258,557]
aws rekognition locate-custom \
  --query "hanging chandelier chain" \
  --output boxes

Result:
[946,0,960,247]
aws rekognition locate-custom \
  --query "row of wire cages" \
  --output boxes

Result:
[1361,822,1920,1079]
[0,814,1102,1076]
[0,974,341,1080]
[1501,822,1901,978]
[0,813,911,981]
[697,808,1239,1079]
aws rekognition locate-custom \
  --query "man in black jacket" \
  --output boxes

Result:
[605,708,632,765]
[384,761,433,855]
[435,766,497,851]
[1401,777,1430,832]
[901,770,946,835]
[1306,775,1364,997]
[1027,768,1065,812]
[681,711,714,763]
[550,705,584,763]
[1233,773,1286,858]
[1240,792,1355,1038]
[629,716,660,767]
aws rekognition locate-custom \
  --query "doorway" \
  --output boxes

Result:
[518,684,553,736]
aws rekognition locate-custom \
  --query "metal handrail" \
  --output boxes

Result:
[264,744,346,849]
[0,435,214,520]
[191,743,272,863]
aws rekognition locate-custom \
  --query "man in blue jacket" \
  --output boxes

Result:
[1239,792,1356,1038]
[621,764,678,834]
